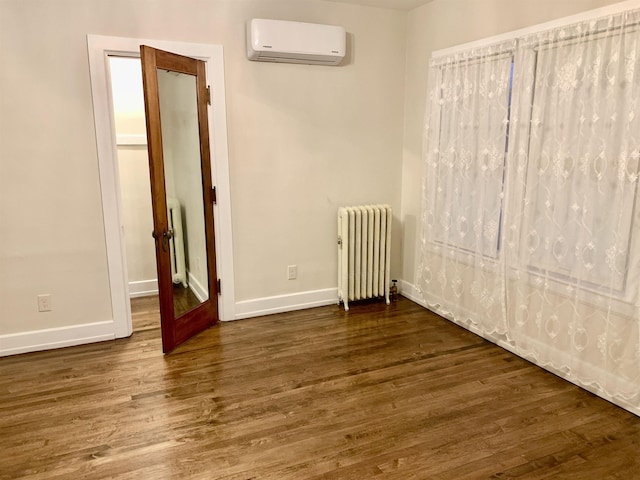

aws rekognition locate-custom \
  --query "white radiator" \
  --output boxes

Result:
[167,197,187,288]
[338,205,392,311]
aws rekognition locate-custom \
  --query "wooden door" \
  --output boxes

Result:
[140,45,218,353]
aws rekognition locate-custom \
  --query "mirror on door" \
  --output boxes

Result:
[156,69,210,318]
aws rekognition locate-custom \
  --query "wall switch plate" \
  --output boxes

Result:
[37,294,52,312]
[287,265,297,280]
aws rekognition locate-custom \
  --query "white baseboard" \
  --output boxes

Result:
[129,275,207,303]
[187,271,208,304]
[129,279,158,298]
[0,321,116,357]
[234,288,338,321]
[398,279,426,307]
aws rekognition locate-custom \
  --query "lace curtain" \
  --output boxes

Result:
[417,9,640,412]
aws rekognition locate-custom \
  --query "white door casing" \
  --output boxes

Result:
[87,34,235,337]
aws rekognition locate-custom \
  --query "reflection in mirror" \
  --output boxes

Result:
[157,69,209,318]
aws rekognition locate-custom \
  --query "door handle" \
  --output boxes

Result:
[162,229,173,252]
[152,229,173,252]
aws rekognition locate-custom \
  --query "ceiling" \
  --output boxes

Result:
[322,0,435,11]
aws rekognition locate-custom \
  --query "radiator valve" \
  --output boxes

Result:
[390,279,398,302]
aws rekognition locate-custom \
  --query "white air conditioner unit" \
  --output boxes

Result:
[246,19,346,66]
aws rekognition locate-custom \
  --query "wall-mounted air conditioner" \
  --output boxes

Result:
[246,19,346,66]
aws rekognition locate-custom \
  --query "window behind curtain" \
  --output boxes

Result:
[516,32,640,293]
[426,48,514,260]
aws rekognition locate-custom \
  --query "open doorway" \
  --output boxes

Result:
[108,56,161,333]
[87,35,236,342]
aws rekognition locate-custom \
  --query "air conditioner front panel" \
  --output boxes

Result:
[247,19,346,65]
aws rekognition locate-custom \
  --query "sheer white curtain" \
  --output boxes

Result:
[417,8,640,412]
[417,40,515,336]
[506,10,640,404]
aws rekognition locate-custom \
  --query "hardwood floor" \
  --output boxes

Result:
[1,297,638,479]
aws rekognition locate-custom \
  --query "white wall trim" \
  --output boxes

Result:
[129,279,158,298]
[0,321,116,357]
[399,280,639,417]
[87,35,236,341]
[187,271,208,304]
[398,279,424,307]
[433,0,640,58]
[234,288,339,320]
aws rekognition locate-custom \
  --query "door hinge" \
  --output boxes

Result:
[211,186,217,204]
[206,85,211,105]
[217,278,222,295]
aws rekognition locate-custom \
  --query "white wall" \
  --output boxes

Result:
[0,0,406,339]
[232,5,406,300]
[400,0,625,288]
[117,146,156,287]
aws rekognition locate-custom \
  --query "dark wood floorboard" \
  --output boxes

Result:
[0,297,638,479]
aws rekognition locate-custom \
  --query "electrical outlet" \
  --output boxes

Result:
[287,265,297,280]
[37,294,52,312]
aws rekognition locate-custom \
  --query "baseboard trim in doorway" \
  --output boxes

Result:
[129,279,159,298]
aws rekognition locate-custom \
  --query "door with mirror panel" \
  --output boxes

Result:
[140,45,218,353]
